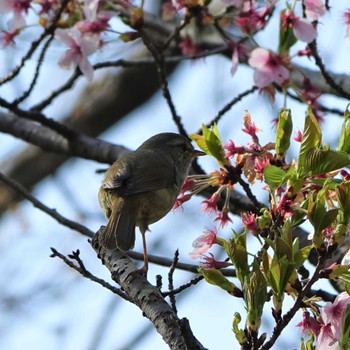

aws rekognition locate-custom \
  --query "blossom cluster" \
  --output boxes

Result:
[297,292,350,350]
[0,0,130,80]
[1,0,349,87]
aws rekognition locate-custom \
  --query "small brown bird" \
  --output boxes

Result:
[98,132,205,273]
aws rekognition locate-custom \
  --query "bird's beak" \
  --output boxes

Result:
[193,149,206,157]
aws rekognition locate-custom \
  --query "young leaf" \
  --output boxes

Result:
[191,124,228,166]
[263,165,287,190]
[304,148,350,176]
[336,181,350,223]
[338,104,350,153]
[244,261,267,332]
[275,108,293,156]
[232,313,246,345]
[298,108,322,176]
[199,267,242,296]
[202,124,227,165]
[225,234,249,285]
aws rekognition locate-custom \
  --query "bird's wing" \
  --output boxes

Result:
[102,151,175,195]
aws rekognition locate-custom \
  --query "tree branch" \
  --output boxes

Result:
[91,230,207,350]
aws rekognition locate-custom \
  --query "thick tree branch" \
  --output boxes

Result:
[91,230,207,350]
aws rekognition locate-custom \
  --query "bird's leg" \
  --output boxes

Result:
[138,227,149,276]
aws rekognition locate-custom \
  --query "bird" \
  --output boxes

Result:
[98,132,205,274]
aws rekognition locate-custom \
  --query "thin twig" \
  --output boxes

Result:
[50,248,130,301]
[309,40,350,100]
[140,29,188,137]
[260,257,325,350]
[286,90,344,116]
[162,275,204,297]
[12,35,54,105]
[168,249,180,314]
[0,0,69,86]
[0,171,94,238]
[238,177,264,212]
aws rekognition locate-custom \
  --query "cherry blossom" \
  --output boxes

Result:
[281,11,317,43]
[55,28,100,81]
[248,48,289,88]
[214,209,232,228]
[293,130,303,142]
[321,292,350,339]
[344,10,350,39]
[0,0,31,30]
[0,29,19,47]
[241,212,258,234]
[189,227,219,259]
[199,253,231,269]
[296,311,320,335]
[173,193,192,209]
[235,3,271,36]
[75,0,113,36]
[201,192,220,215]
[179,35,201,56]
[316,323,338,350]
[304,0,326,20]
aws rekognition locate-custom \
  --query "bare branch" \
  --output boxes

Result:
[0,171,94,238]
[50,248,130,301]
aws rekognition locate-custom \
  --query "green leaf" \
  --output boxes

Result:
[308,191,338,235]
[278,11,297,54]
[263,165,287,190]
[202,124,227,165]
[336,182,350,222]
[304,148,350,176]
[275,108,293,156]
[338,104,350,153]
[190,124,228,166]
[298,108,322,176]
[244,261,267,332]
[225,233,249,285]
[199,267,241,295]
[293,243,312,269]
[232,313,246,345]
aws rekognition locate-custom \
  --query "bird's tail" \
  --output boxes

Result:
[100,202,136,251]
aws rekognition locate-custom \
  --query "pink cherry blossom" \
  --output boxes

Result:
[75,0,113,35]
[230,43,248,76]
[189,227,219,259]
[317,323,338,350]
[321,292,350,339]
[173,193,192,210]
[199,253,231,269]
[241,212,258,234]
[304,0,326,20]
[201,192,220,215]
[235,3,271,36]
[0,29,19,47]
[36,0,60,15]
[296,311,320,335]
[179,35,201,56]
[293,130,303,142]
[281,11,317,43]
[0,0,31,30]
[344,10,350,39]
[248,48,289,88]
[55,28,100,81]
[214,209,232,228]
